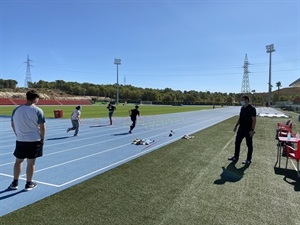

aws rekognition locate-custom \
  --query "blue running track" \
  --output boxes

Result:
[2,106,279,216]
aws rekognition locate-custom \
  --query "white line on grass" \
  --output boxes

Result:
[289,160,300,175]
[221,134,236,152]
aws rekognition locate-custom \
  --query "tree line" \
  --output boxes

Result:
[1,79,298,106]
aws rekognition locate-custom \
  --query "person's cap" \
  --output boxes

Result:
[26,90,39,100]
[76,105,82,110]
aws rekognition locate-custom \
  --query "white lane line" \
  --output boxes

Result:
[0,173,60,188]
[22,115,218,173]
[33,143,131,173]
[58,122,237,187]
[0,113,233,167]
[0,109,239,188]
[58,138,180,187]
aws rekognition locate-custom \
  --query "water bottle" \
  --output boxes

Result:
[287,132,291,141]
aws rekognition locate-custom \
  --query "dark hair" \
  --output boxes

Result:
[135,105,139,109]
[241,95,250,101]
[26,90,39,100]
[76,105,81,110]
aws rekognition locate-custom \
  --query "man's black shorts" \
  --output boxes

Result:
[13,141,43,159]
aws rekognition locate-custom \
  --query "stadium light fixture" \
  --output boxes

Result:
[266,44,275,107]
[114,59,121,105]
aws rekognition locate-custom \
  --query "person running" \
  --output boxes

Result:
[228,95,256,164]
[67,105,81,136]
[107,103,116,125]
[129,105,140,133]
[9,90,46,191]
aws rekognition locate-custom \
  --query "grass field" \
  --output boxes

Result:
[1,108,300,225]
[0,104,214,118]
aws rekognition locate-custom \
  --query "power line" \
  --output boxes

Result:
[3,57,299,85]
[33,58,299,72]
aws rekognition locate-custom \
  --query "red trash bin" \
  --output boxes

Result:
[59,110,63,118]
[54,110,63,118]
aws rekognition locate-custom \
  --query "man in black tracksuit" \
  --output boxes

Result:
[228,95,256,164]
[129,105,140,133]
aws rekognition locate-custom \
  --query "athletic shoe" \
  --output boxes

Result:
[242,160,252,165]
[9,181,18,190]
[66,128,70,133]
[74,134,77,137]
[228,156,238,161]
[129,131,132,134]
[25,181,37,191]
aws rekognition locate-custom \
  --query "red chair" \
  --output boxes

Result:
[276,120,292,140]
[278,126,292,137]
[285,140,300,178]
[277,119,292,129]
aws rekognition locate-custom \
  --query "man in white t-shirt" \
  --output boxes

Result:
[9,90,46,191]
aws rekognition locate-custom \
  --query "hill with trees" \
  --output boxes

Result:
[0,78,299,106]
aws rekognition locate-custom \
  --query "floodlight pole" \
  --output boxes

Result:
[114,58,121,105]
[266,44,275,107]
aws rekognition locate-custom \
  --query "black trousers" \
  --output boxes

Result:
[130,118,137,131]
[234,129,253,161]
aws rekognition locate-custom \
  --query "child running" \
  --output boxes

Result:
[107,103,116,125]
[129,105,140,133]
[67,105,81,136]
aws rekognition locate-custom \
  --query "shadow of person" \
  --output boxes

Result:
[113,133,130,136]
[0,188,15,195]
[89,125,110,128]
[214,161,250,185]
[0,189,25,200]
[47,136,70,141]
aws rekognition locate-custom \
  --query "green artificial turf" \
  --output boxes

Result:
[0,104,213,118]
[1,110,300,225]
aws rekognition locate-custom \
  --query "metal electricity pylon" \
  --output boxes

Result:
[241,54,250,93]
[24,54,33,88]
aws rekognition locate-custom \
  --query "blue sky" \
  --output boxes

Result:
[0,0,299,93]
